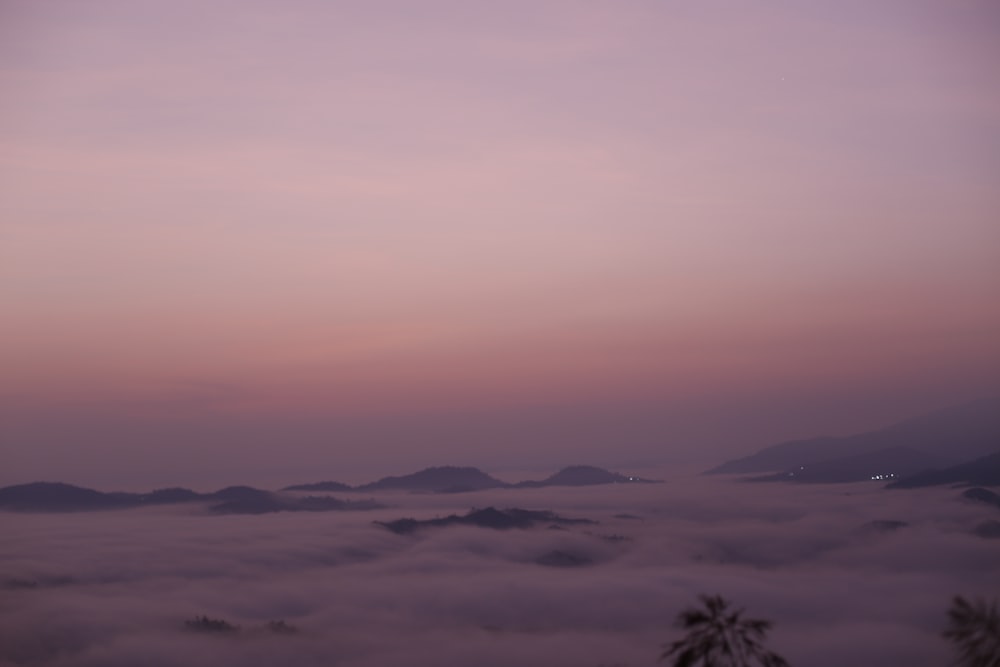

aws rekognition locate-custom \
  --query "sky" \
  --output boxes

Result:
[2,1,999,488]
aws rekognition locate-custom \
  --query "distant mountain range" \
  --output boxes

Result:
[885,451,1000,489]
[354,466,507,493]
[0,482,382,514]
[281,480,353,493]
[0,465,657,513]
[513,465,655,488]
[747,446,944,484]
[707,398,1000,485]
[286,465,658,495]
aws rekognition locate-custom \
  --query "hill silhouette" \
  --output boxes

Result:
[960,487,1000,510]
[514,465,658,488]
[375,507,596,534]
[286,465,657,494]
[0,482,382,514]
[355,466,508,493]
[973,520,1000,539]
[707,398,1000,482]
[886,451,1000,489]
[0,482,133,512]
[748,446,942,484]
[3,465,660,513]
[283,480,353,493]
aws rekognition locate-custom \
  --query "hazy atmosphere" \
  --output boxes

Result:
[1,3,999,666]
[3,0,999,487]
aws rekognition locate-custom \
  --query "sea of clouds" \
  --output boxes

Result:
[2,477,997,666]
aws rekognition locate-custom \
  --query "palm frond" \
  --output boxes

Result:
[661,595,789,667]
[944,596,1000,667]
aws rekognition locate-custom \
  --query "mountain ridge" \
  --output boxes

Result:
[706,397,1000,482]
[0,482,381,514]
[0,464,660,512]
[513,465,658,488]
[887,451,1000,489]
[285,465,657,494]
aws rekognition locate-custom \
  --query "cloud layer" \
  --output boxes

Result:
[2,478,996,666]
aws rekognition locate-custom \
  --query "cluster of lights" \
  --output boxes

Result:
[870,473,896,481]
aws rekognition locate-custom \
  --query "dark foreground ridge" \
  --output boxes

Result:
[375,507,597,534]
[0,482,383,514]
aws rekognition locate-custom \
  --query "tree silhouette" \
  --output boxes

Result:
[661,594,789,667]
[944,596,1000,667]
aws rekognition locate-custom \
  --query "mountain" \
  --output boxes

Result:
[0,482,381,514]
[140,487,202,503]
[375,507,595,534]
[285,465,659,494]
[2,464,659,513]
[514,465,658,488]
[0,482,133,512]
[959,487,1000,510]
[748,446,943,484]
[973,520,1000,539]
[205,486,282,514]
[355,466,508,493]
[886,451,1000,489]
[283,480,353,492]
[707,398,1000,478]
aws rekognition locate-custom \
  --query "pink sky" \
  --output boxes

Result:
[2,1,998,487]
